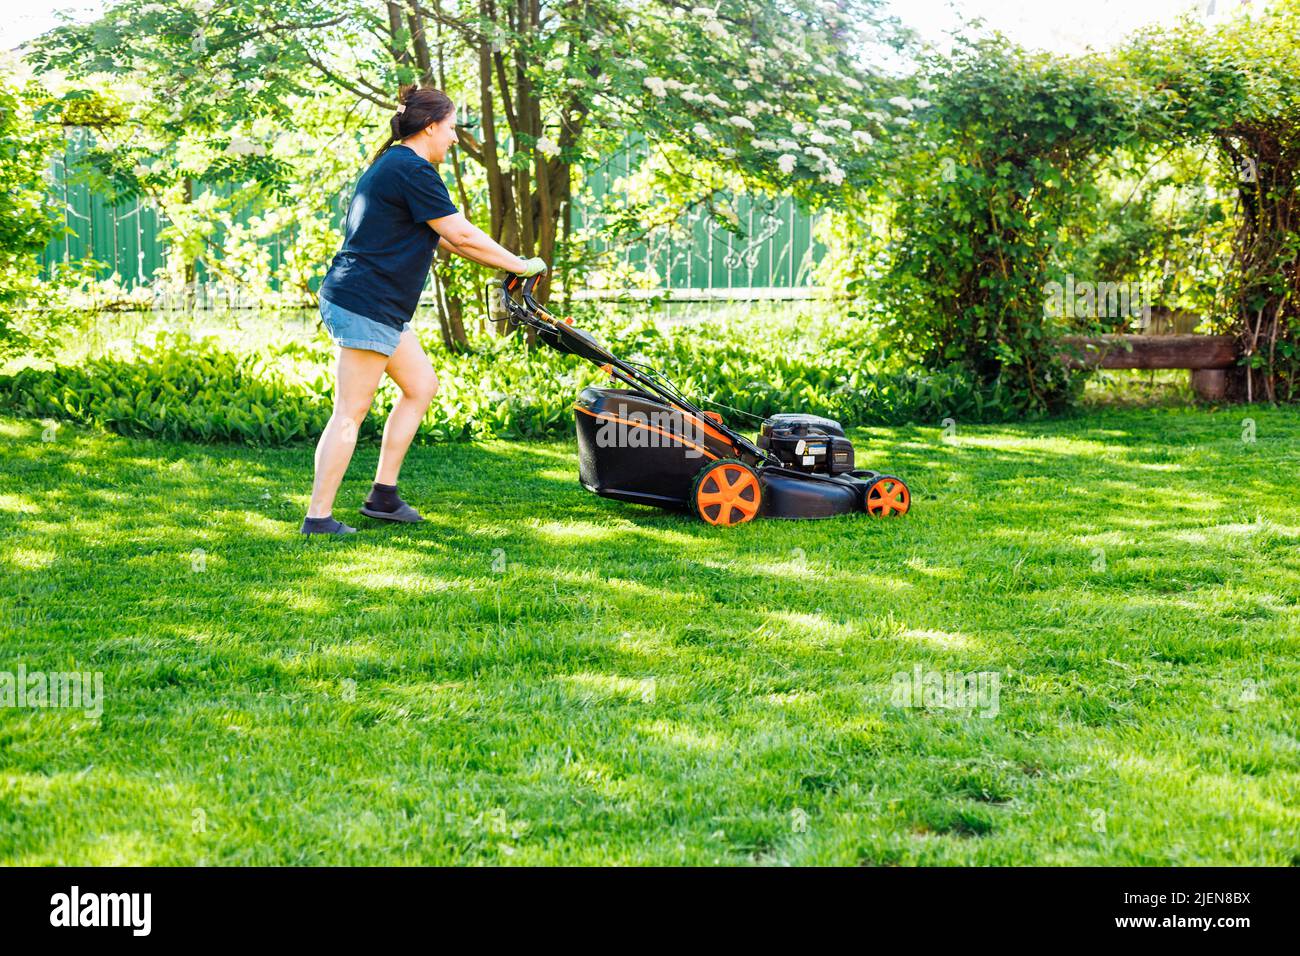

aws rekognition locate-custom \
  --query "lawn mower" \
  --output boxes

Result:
[499,273,910,527]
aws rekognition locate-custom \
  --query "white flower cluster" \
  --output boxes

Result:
[644,77,667,98]
[226,134,266,157]
[777,153,797,174]
[773,36,811,65]
[801,143,845,185]
[728,115,755,130]
[887,96,929,112]
[535,136,560,158]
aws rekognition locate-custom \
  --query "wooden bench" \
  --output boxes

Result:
[1059,334,1237,400]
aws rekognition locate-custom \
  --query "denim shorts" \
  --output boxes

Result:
[319,297,410,356]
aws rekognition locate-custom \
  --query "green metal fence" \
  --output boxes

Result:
[40,128,168,287]
[576,134,824,294]
[40,128,824,298]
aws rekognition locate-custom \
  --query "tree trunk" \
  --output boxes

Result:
[431,256,469,350]
[1220,129,1299,403]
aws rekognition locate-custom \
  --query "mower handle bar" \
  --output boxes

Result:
[497,271,778,466]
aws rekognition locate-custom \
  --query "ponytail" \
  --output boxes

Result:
[370,85,455,165]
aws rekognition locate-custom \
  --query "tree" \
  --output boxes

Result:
[32,0,909,348]
[0,68,62,357]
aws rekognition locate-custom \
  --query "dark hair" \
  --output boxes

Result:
[370,85,454,165]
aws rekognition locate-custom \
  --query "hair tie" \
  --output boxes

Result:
[396,104,406,114]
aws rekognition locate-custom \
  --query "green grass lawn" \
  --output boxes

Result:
[1,405,1297,865]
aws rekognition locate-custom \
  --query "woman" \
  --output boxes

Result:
[302,87,546,535]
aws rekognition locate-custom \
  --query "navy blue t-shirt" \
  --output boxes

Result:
[319,144,459,329]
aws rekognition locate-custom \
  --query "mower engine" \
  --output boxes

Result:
[757,413,855,476]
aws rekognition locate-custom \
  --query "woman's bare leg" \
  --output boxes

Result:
[306,346,389,518]
[375,328,440,486]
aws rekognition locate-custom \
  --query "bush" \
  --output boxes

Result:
[0,335,333,444]
[862,39,1148,416]
[0,72,62,356]
[0,312,1020,446]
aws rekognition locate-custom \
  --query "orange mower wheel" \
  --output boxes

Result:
[689,459,762,527]
[864,475,910,517]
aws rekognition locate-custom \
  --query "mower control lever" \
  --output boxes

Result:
[499,272,541,298]
[499,273,528,326]
[499,272,551,331]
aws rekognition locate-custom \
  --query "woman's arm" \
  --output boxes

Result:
[435,235,464,258]
[427,212,527,272]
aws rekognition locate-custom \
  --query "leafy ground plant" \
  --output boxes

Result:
[0,311,1025,446]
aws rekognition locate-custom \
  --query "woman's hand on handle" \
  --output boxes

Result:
[516,257,548,278]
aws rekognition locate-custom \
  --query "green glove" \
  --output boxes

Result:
[517,257,548,277]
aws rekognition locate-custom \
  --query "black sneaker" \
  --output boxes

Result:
[300,515,358,535]
[359,501,424,523]
[361,482,424,523]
